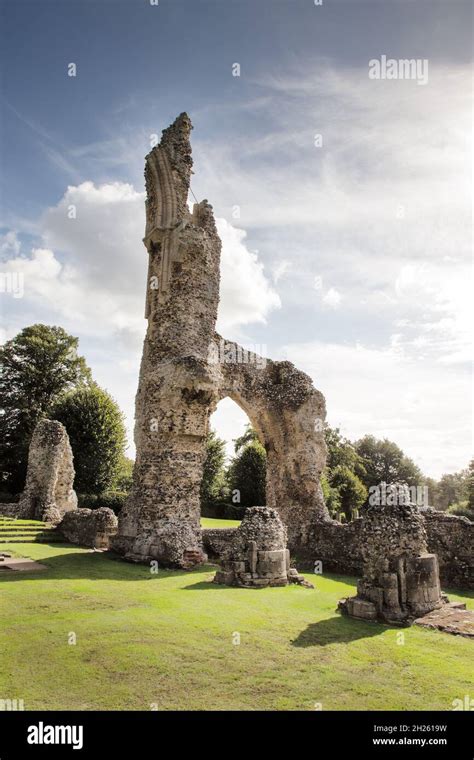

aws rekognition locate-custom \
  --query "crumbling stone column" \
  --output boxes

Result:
[113,114,221,568]
[18,419,77,524]
[213,506,312,587]
[338,484,447,624]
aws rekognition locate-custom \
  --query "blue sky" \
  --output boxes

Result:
[1,0,472,478]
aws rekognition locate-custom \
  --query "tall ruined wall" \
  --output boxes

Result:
[114,114,222,567]
[114,113,329,567]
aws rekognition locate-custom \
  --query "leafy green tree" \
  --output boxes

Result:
[0,324,91,492]
[321,472,341,515]
[52,385,126,494]
[468,460,474,511]
[228,427,266,509]
[233,425,261,453]
[112,455,135,492]
[324,424,365,476]
[200,430,228,514]
[355,435,422,491]
[447,501,474,521]
[423,477,439,508]
[434,470,469,510]
[329,464,368,519]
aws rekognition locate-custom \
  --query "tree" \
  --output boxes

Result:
[468,460,474,510]
[321,472,341,515]
[52,385,126,494]
[233,425,260,454]
[355,435,422,492]
[228,428,266,510]
[200,430,227,514]
[329,464,368,519]
[325,425,364,474]
[434,470,468,510]
[112,455,135,492]
[0,324,91,492]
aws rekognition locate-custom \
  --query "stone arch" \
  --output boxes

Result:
[212,336,328,549]
[114,113,329,567]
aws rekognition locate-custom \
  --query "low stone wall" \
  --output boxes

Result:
[423,510,473,589]
[60,508,118,549]
[202,528,238,559]
[0,503,22,519]
[306,519,365,576]
[202,511,474,590]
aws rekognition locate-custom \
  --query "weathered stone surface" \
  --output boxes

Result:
[338,488,448,624]
[303,508,473,591]
[0,503,22,518]
[423,509,474,588]
[60,507,118,549]
[113,113,328,567]
[213,506,312,588]
[415,602,474,638]
[17,419,77,523]
[202,528,238,559]
[213,340,328,548]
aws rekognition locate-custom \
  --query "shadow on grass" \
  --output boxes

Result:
[0,547,216,583]
[182,580,268,591]
[292,615,386,647]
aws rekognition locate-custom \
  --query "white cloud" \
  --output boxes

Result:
[1,182,281,455]
[215,218,280,333]
[282,339,471,479]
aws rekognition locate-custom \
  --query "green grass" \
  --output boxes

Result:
[0,540,472,711]
[200,517,241,529]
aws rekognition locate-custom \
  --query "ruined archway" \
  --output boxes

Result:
[212,336,328,548]
[204,396,260,518]
[113,113,328,567]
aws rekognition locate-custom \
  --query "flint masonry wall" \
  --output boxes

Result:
[61,507,118,549]
[113,113,329,567]
[202,527,238,559]
[213,337,328,550]
[113,114,223,568]
[302,510,474,590]
[423,510,474,588]
[18,419,77,524]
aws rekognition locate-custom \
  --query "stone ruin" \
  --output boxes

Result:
[60,507,118,550]
[338,485,448,624]
[5,418,119,550]
[113,113,328,568]
[213,507,312,588]
[1,112,470,615]
[18,419,77,524]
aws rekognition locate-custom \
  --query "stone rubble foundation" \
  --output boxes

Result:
[213,507,312,588]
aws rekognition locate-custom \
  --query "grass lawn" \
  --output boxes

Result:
[200,517,241,529]
[0,539,472,711]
